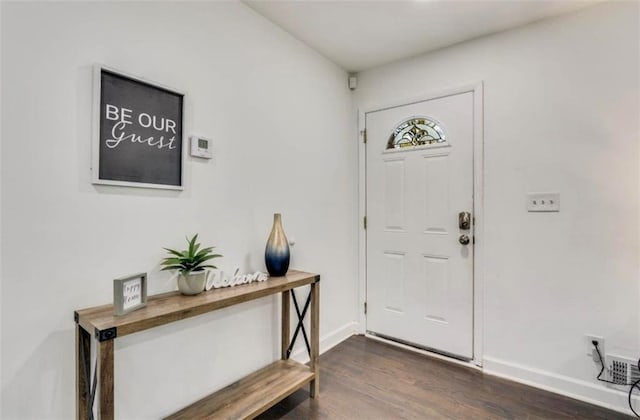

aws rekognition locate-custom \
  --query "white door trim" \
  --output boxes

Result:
[357,82,485,366]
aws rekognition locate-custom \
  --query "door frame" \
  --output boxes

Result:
[357,82,485,366]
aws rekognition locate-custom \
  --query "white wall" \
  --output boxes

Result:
[0,2,357,418]
[355,1,639,413]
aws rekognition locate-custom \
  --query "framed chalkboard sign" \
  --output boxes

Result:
[92,65,184,190]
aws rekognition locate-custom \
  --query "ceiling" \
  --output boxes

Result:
[244,0,601,72]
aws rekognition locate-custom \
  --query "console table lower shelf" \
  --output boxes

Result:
[74,270,319,420]
[165,359,314,419]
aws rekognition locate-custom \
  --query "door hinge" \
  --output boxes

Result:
[364,301,367,314]
[363,216,367,230]
[361,129,367,144]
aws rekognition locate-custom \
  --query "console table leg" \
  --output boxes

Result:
[281,290,290,360]
[309,281,320,398]
[76,325,91,420]
[97,340,114,420]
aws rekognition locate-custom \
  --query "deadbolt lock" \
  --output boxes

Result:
[458,211,471,230]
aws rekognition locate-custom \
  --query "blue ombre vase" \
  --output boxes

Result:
[265,213,290,277]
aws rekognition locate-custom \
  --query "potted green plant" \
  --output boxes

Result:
[161,234,222,295]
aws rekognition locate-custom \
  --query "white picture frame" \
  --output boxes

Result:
[91,64,188,190]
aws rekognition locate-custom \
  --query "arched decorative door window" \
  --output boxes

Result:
[386,117,446,150]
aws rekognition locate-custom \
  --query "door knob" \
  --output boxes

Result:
[459,234,470,245]
[458,211,471,230]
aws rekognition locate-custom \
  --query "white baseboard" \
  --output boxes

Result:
[290,321,358,364]
[484,356,639,416]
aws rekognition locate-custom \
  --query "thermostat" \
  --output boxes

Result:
[190,136,213,159]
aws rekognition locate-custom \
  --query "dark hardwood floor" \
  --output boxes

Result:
[258,335,631,419]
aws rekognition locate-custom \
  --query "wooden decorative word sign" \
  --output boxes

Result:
[114,273,148,316]
[206,268,269,290]
[92,65,185,190]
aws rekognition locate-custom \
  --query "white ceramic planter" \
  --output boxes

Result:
[177,271,207,295]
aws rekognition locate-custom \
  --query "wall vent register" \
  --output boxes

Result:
[608,354,640,385]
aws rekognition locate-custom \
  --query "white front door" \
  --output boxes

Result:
[366,92,474,359]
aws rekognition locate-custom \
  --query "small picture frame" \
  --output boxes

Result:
[113,273,147,316]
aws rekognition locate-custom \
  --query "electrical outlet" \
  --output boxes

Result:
[527,193,560,212]
[585,334,605,363]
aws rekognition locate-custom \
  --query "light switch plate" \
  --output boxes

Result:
[527,193,560,212]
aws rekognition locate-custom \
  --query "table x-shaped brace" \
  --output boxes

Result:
[79,330,97,420]
[285,289,312,359]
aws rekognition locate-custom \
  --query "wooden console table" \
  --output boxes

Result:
[74,270,320,419]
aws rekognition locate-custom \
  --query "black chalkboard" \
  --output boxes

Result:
[94,67,184,189]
